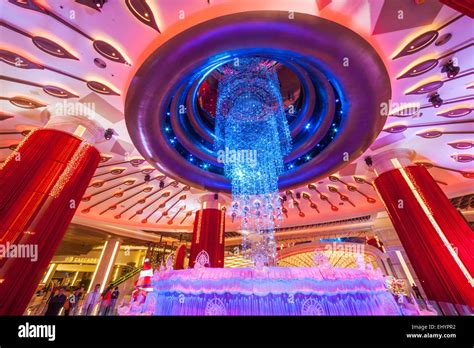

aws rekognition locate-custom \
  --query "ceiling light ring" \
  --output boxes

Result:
[126,11,390,192]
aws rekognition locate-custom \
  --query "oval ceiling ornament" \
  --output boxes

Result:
[448,140,474,150]
[405,80,443,95]
[86,80,120,96]
[9,96,46,109]
[0,112,15,121]
[43,85,79,99]
[437,107,472,118]
[416,130,443,138]
[0,49,44,70]
[383,124,408,133]
[8,0,47,13]
[393,30,438,59]
[397,59,438,79]
[126,0,161,33]
[32,36,79,60]
[93,40,128,64]
[451,154,473,163]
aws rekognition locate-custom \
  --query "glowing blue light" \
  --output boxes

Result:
[215,58,292,265]
[305,123,311,129]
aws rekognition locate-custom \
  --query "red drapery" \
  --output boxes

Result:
[406,165,474,277]
[0,129,100,315]
[189,208,225,268]
[374,165,474,307]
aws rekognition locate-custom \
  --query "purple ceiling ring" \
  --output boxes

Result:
[125,11,391,192]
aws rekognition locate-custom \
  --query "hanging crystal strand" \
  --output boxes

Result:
[215,57,292,266]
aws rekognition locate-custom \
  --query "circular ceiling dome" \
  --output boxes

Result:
[125,11,391,192]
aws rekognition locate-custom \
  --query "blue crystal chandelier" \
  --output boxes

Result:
[215,58,292,265]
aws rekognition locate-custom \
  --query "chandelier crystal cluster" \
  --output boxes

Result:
[215,57,292,265]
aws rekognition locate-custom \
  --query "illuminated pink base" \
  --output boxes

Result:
[121,266,402,316]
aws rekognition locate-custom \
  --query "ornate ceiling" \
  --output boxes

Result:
[1,0,472,235]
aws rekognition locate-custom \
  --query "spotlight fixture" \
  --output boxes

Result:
[441,60,460,78]
[159,181,165,189]
[104,128,115,140]
[364,156,373,167]
[93,0,107,9]
[214,193,218,200]
[144,174,151,182]
[428,92,443,108]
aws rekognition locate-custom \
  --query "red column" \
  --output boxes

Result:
[0,129,100,315]
[189,205,225,268]
[374,164,474,307]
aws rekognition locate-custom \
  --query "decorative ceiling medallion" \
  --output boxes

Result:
[9,96,46,109]
[86,81,120,95]
[405,80,443,95]
[43,85,79,99]
[393,30,438,59]
[435,33,452,46]
[130,158,146,167]
[125,0,160,32]
[451,154,473,163]
[1,50,119,95]
[8,0,130,65]
[416,130,443,138]
[7,0,46,13]
[0,49,44,69]
[448,140,473,150]
[32,36,79,60]
[383,124,409,133]
[397,59,438,79]
[93,40,127,64]
[437,107,472,118]
[0,112,14,121]
[141,167,155,174]
[100,154,113,162]
[353,176,372,186]
[110,168,126,175]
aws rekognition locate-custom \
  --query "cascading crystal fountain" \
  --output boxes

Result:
[215,58,292,265]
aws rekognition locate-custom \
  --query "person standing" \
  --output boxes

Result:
[83,284,101,315]
[108,287,120,316]
[411,283,424,301]
[45,287,67,316]
[64,288,79,316]
[100,288,112,315]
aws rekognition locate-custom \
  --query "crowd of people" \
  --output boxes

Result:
[34,284,120,316]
